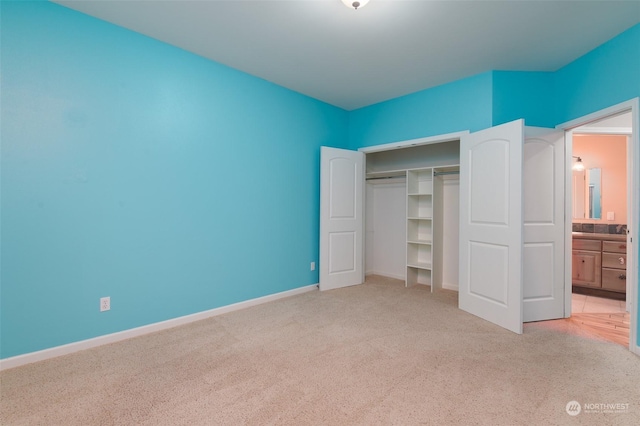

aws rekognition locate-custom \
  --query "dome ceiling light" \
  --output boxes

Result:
[341,0,370,10]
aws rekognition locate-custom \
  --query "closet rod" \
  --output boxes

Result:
[365,175,406,181]
[434,171,460,176]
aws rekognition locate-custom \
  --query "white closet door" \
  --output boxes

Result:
[459,120,524,334]
[319,147,365,291]
[523,129,565,322]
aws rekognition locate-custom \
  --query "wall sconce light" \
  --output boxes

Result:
[573,156,585,171]
[341,0,370,10]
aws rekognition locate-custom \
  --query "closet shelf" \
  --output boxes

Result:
[365,170,407,180]
[408,216,433,220]
[407,261,432,270]
[408,239,432,245]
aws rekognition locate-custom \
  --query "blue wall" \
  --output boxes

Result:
[0,1,348,358]
[347,69,560,150]
[555,24,640,125]
[348,72,493,149]
[349,24,640,144]
[492,71,556,128]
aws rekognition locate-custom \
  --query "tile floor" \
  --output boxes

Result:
[571,293,627,314]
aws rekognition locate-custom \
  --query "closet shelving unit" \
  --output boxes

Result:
[406,168,434,287]
[406,165,459,288]
[363,137,461,290]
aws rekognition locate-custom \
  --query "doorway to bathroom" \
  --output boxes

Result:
[561,99,638,353]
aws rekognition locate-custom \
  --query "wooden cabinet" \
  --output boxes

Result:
[572,234,626,297]
[572,248,601,287]
[602,240,627,293]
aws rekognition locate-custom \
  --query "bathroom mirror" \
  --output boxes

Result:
[572,168,601,219]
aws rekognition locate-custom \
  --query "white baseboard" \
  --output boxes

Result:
[365,271,406,281]
[0,284,318,371]
[442,282,459,292]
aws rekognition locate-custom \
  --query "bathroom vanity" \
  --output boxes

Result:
[572,232,627,300]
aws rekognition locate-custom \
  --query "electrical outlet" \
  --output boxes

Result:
[310,262,316,271]
[100,296,110,312]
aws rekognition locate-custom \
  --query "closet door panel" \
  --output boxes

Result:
[459,120,524,334]
[320,147,364,291]
[522,129,565,322]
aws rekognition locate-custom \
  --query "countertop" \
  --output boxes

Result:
[572,232,626,241]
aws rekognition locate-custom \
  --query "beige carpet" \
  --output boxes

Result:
[2,275,639,425]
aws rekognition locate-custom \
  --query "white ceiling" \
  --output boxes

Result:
[54,0,640,111]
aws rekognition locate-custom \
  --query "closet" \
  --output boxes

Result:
[320,120,567,334]
[364,141,460,291]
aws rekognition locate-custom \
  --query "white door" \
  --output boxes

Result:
[319,147,365,291]
[523,129,565,322]
[459,120,524,334]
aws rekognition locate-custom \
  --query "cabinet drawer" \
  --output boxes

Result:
[602,241,626,254]
[602,268,626,293]
[572,250,602,287]
[602,253,626,269]
[573,239,601,251]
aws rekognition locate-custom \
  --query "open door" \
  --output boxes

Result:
[319,147,365,291]
[523,129,566,322]
[459,120,524,334]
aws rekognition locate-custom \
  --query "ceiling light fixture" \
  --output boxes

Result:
[341,0,370,10]
[573,156,585,171]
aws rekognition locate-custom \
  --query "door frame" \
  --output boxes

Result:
[556,97,639,355]
[569,128,632,313]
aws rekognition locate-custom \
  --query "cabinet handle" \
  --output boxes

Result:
[619,244,626,250]
[619,257,625,265]
[619,274,626,280]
